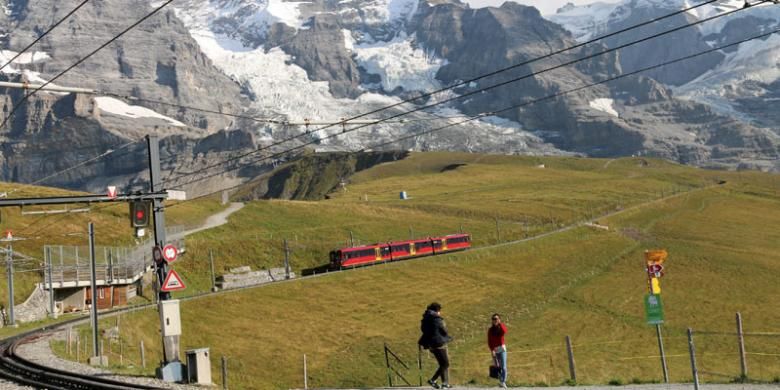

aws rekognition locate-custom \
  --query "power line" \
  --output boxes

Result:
[165,13,780,207]
[362,27,780,151]
[285,0,724,134]
[0,0,174,130]
[110,0,725,143]
[0,0,90,73]
[162,1,766,189]
[109,0,725,188]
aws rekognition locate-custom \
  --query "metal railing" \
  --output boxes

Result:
[42,226,186,288]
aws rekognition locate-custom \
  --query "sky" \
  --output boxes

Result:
[464,0,620,15]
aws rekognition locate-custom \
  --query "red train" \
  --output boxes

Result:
[329,233,472,269]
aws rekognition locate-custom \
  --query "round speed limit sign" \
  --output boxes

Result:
[162,244,178,263]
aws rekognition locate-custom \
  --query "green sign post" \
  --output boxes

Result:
[645,294,665,325]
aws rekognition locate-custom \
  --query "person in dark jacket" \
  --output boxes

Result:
[418,302,453,389]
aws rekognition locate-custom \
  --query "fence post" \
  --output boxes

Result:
[656,324,669,383]
[140,340,145,368]
[67,327,72,355]
[222,355,229,390]
[302,354,307,390]
[565,335,577,383]
[76,335,80,362]
[384,343,392,387]
[737,312,748,380]
[209,250,217,292]
[687,328,700,390]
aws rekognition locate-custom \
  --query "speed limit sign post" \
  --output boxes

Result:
[162,244,178,263]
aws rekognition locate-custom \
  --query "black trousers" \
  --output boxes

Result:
[430,347,450,384]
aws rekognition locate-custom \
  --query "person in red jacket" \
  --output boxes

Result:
[487,313,508,388]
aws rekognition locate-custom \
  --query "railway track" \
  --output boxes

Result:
[0,322,163,390]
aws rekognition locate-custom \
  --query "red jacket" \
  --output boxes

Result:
[487,323,507,351]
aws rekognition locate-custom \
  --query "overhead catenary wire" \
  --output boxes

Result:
[165,13,780,208]
[0,0,90,74]
[0,0,733,192]
[160,0,760,188]
[359,23,780,152]
[298,0,726,135]
[0,0,175,130]
[7,1,766,235]
[130,0,726,136]
[162,0,768,191]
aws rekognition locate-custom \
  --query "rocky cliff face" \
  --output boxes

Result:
[1,0,779,197]
[0,0,275,194]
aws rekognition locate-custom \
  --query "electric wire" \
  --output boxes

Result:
[0,0,90,73]
[104,0,725,135]
[8,1,767,234]
[165,13,780,208]
[160,0,758,187]
[298,0,725,134]
[361,26,780,151]
[162,1,768,190]
[0,0,175,130]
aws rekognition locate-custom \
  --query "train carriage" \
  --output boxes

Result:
[329,233,471,269]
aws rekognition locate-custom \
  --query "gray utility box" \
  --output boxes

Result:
[186,348,212,385]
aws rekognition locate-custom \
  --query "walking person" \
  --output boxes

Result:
[418,302,453,389]
[488,313,508,388]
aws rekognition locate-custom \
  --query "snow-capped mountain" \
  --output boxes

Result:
[549,0,780,169]
[0,0,778,196]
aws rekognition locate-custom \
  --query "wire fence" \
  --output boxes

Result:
[42,226,186,288]
[372,322,780,388]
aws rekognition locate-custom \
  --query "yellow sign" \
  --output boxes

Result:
[651,277,661,294]
[645,249,668,264]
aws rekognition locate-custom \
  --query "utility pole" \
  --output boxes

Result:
[46,247,55,319]
[88,223,102,365]
[147,135,184,382]
[5,244,14,327]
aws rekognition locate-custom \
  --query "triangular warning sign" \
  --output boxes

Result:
[161,270,186,292]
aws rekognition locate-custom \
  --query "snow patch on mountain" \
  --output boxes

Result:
[589,98,619,117]
[548,0,777,41]
[353,33,444,93]
[173,0,310,44]
[675,33,780,117]
[94,97,186,126]
[548,2,620,41]
[0,50,50,65]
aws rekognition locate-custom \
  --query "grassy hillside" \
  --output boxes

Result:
[53,153,780,388]
[0,182,225,317]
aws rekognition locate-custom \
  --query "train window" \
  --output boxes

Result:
[381,247,391,256]
[415,242,431,250]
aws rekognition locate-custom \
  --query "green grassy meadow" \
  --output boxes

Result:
[48,153,780,388]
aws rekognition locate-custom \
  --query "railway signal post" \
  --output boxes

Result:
[146,135,186,382]
[0,135,185,382]
[644,249,669,383]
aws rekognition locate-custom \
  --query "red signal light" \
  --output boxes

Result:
[130,202,150,227]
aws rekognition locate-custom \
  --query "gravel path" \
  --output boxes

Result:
[13,330,199,389]
[172,202,244,239]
